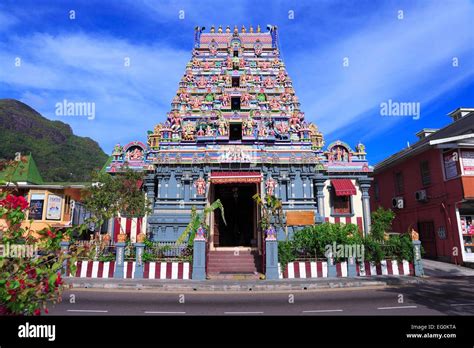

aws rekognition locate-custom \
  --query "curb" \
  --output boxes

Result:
[65,276,423,292]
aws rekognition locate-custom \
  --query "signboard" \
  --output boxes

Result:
[46,195,62,220]
[461,151,474,175]
[29,200,44,220]
[286,211,315,226]
[443,151,459,180]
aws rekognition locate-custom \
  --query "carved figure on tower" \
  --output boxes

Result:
[266,177,277,196]
[263,76,275,89]
[197,76,207,88]
[194,178,206,196]
[217,115,229,136]
[243,116,254,136]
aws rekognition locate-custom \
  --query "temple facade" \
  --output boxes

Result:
[105,25,373,258]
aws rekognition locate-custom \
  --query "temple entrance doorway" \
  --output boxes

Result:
[212,183,257,248]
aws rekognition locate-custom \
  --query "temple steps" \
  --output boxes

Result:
[207,250,261,274]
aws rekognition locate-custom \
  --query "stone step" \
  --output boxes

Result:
[207,273,261,280]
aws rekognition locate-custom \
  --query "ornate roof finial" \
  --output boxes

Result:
[225,25,230,33]
[257,24,261,33]
[218,25,223,33]
[249,25,254,33]
[233,25,238,34]
[241,25,246,33]
[210,25,215,33]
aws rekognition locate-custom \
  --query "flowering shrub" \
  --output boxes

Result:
[0,171,81,315]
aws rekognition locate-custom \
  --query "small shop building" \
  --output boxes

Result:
[371,108,474,264]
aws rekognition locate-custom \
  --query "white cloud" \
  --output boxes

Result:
[288,0,474,139]
[0,32,190,153]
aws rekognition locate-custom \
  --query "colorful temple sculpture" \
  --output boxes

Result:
[104,26,373,259]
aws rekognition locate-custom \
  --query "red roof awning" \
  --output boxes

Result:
[331,179,356,196]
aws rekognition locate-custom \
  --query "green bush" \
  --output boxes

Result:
[277,222,414,270]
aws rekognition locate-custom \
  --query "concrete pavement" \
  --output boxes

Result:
[422,258,474,277]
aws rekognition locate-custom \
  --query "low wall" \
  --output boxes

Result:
[70,261,191,279]
[278,260,414,279]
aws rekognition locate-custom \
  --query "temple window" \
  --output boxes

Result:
[332,194,352,215]
[233,50,239,57]
[230,122,242,141]
[231,97,241,110]
[232,76,240,87]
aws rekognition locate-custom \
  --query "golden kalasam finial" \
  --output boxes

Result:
[257,24,261,33]
[225,25,230,33]
[210,25,215,33]
[241,25,246,33]
[249,25,254,33]
[218,25,223,33]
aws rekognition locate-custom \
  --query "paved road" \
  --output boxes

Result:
[46,277,474,316]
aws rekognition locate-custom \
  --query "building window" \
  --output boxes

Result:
[374,180,380,201]
[394,172,404,194]
[232,76,240,87]
[420,160,431,186]
[231,97,240,110]
[29,193,45,220]
[233,50,238,57]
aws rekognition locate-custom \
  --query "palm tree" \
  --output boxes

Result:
[176,199,226,247]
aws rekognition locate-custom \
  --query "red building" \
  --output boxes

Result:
[371,108,474,264]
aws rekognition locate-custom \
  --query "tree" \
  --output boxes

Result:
[370,207,396,242]
[81,169,150,239]
[252,193,285,239]
[176,199,226,247]
[0,159,82,315]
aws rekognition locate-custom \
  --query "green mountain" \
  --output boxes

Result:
[0,99,108,182]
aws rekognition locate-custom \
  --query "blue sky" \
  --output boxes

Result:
[1,0,473,164]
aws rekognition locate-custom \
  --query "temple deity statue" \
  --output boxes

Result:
[277,70,287,84]
[126,147,143,161]
[217,116,229,136]
[241,92,251,107]
[258,121,268,137]
[169,111,182,132]
[184,69,195,84]
[269,97,281,110]
[179,88,189,103]
[243,116,254,136]
[265,177,277,196]
[263,77,274,89]
[226,56,233,69]
[191,96,202,110]
[289,111,302,131]
[112,144,123,155]
[192,58,200,69]
[197,76,207,88]
[182,122,195,141]
[356,142,366,153]
[194,178,206,196]
[221,93,231,107]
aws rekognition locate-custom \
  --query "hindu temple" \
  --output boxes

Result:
[104,25,373,273]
